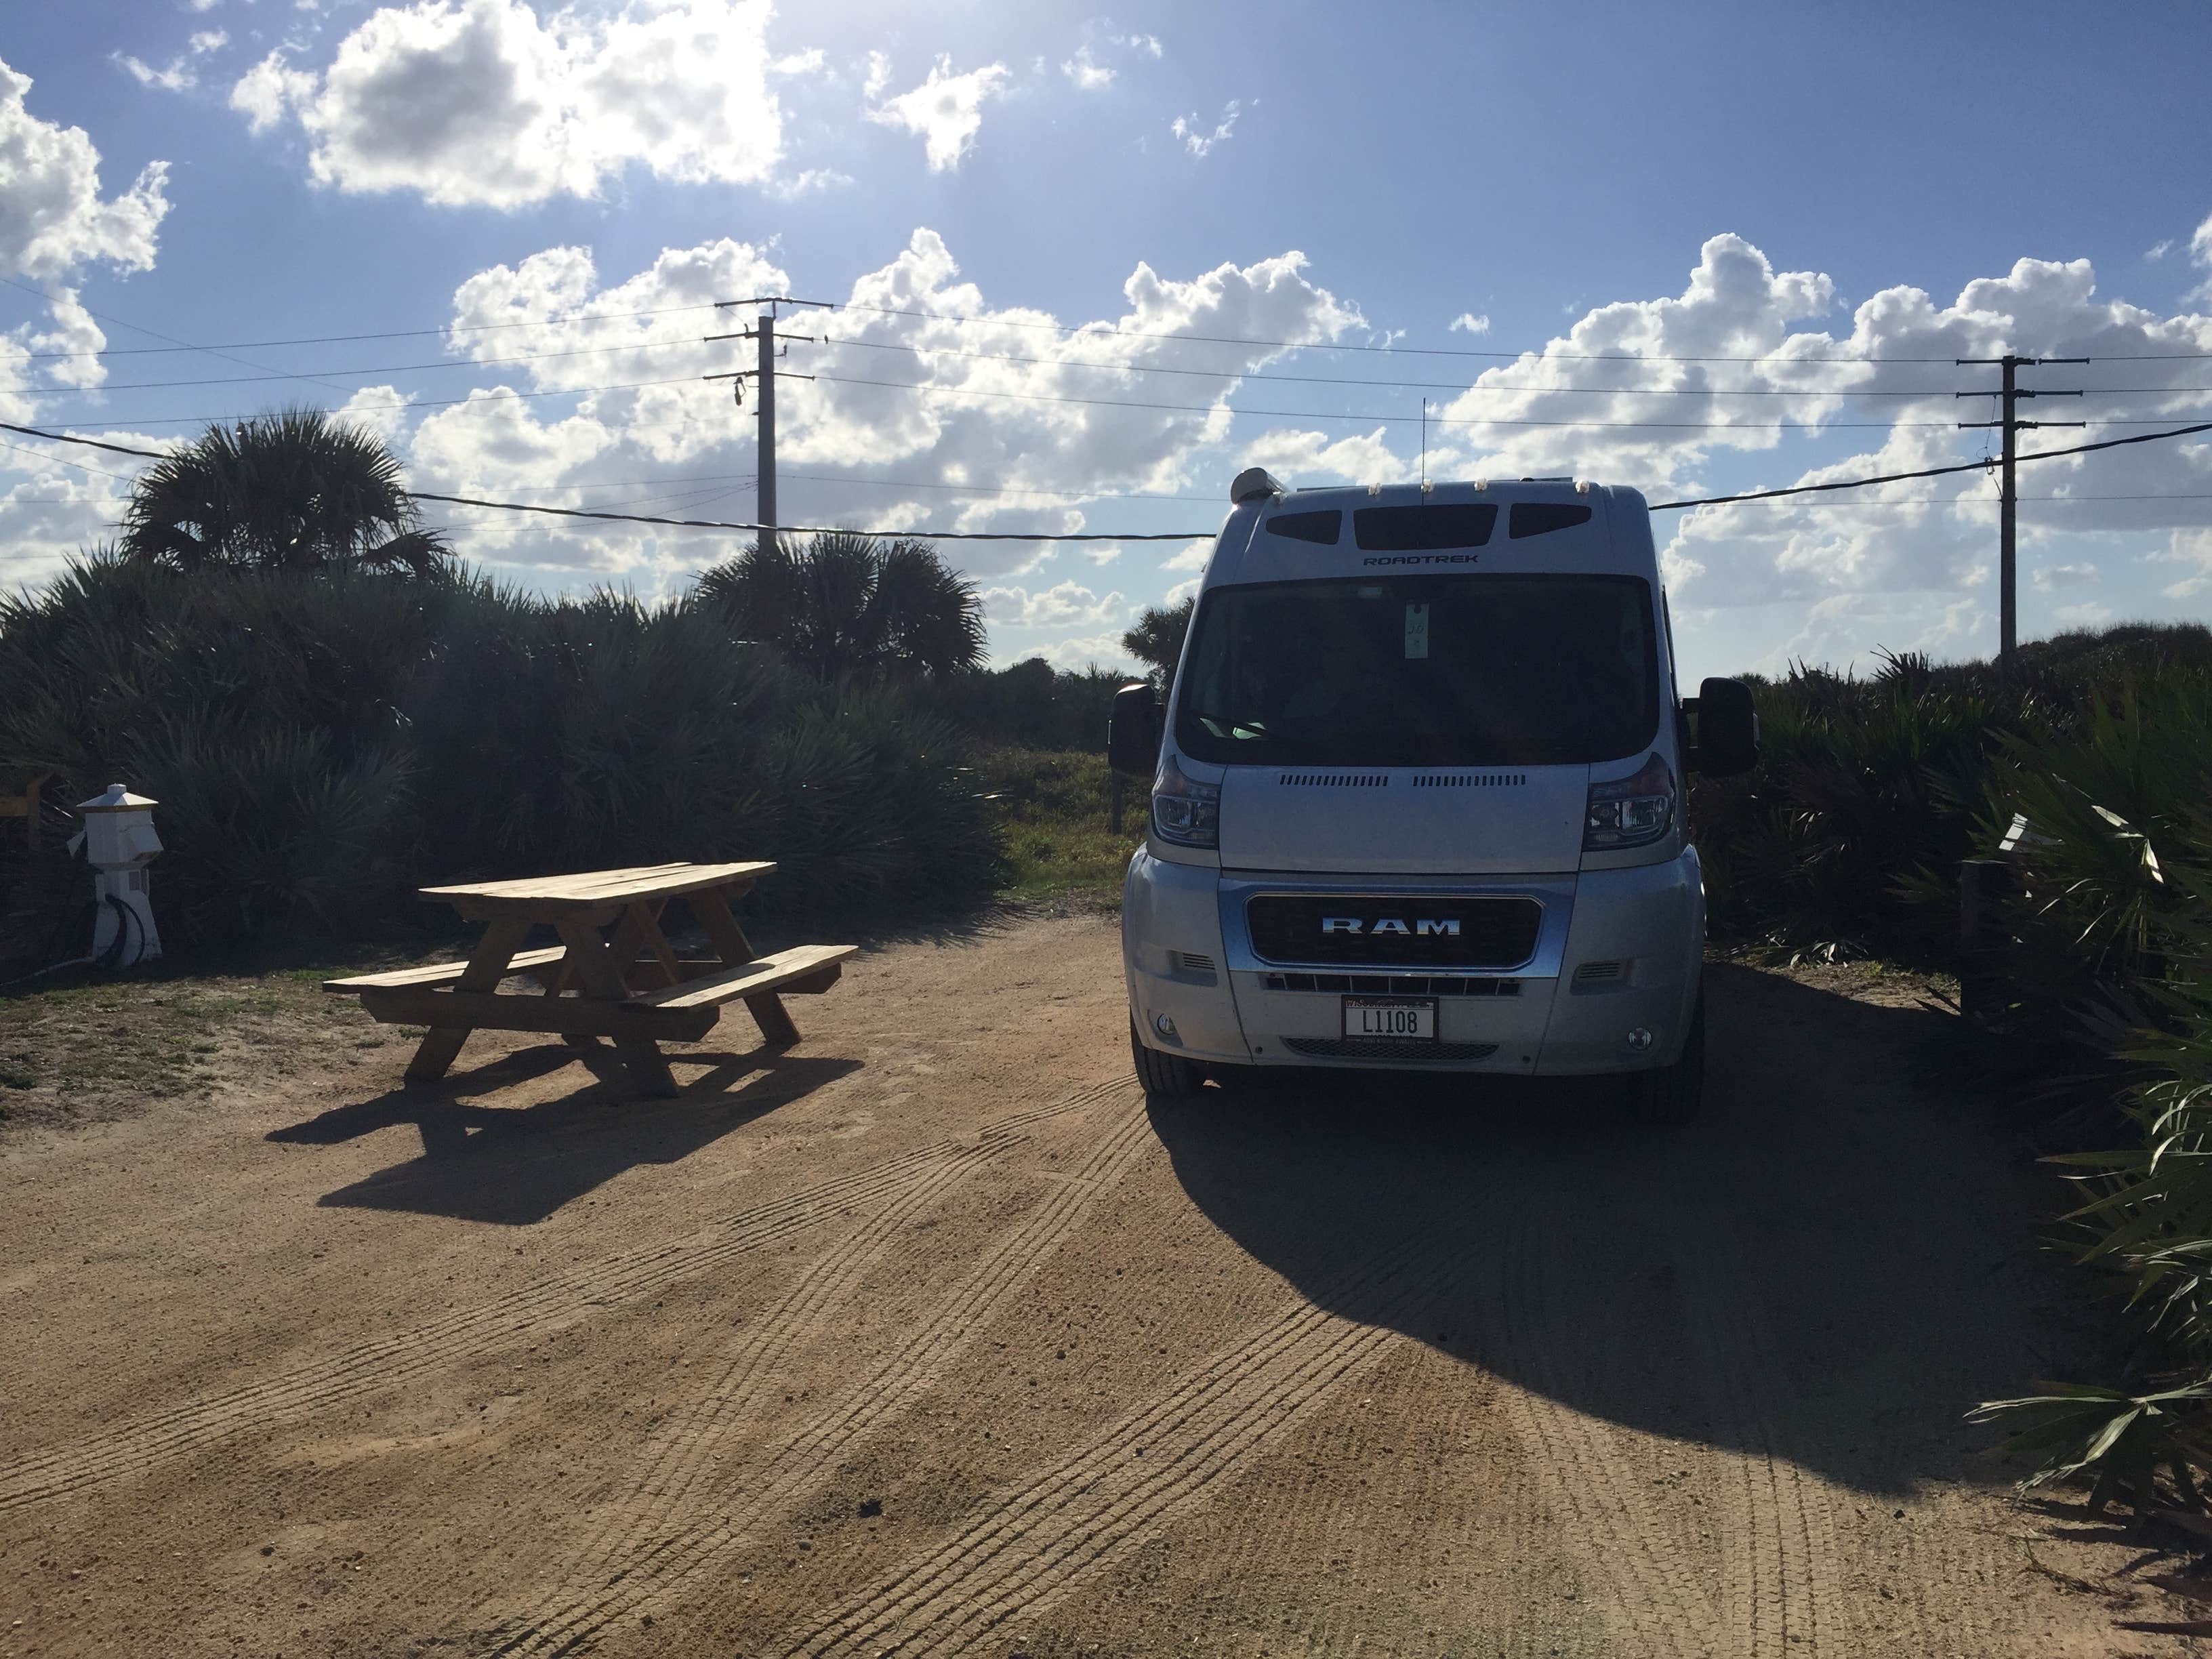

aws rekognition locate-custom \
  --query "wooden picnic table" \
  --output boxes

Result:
[323,861,855,1098]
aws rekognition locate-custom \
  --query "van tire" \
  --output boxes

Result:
[1131,1019,1205,1099]
[1625,988,1705,1125]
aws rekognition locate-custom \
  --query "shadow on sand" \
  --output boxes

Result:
[1147,961,2053,1498]
[268,1041,859,1226]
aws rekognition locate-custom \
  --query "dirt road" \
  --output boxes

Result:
[0,914,2188,1656]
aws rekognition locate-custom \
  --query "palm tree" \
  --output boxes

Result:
[696,531,986,682]
[121,408,449,577]
[1122,596,1193,692]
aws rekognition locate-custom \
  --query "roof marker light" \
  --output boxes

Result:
[1471,478,1489,492]
[1575,478,1594,494]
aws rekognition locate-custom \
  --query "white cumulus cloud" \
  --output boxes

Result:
[1172,99,1239,158]
[865,54,1010,171]
[0,58,169,283]
[2032,561,2099,590]
[229,0,796,208]
[0,56,171,413]
[367,227,1357,611]
[1449,312,1490,335]
[983,579,1126,628]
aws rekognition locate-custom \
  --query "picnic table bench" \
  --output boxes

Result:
[323,861,855,1098]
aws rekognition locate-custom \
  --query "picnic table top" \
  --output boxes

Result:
[419,861,776,914]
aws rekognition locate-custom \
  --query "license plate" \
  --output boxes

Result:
[1343,996,1437,1041]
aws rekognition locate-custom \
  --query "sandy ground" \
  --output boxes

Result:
[0,913,2204,1658]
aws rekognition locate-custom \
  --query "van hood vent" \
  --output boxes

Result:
[1219,764,1589,875]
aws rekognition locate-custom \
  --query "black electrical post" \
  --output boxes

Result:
[706,295,832,550]
[1957,354,2088,669]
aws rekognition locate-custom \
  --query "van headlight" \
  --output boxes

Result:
[1151,755,1220,848]
[1584,754,1675,851]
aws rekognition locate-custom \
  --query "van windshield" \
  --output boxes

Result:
[1174,573,1660,767]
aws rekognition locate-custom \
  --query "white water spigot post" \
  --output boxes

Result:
[75,783,163,967]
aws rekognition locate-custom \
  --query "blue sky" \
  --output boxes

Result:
[3,0,2210,681]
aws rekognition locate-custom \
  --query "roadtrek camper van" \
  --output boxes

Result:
[1108,470,1758,1122]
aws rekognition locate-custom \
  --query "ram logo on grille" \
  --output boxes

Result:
[1320,917,1461,937]
[1249,893,1542,968]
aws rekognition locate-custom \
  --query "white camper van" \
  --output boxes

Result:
[1108,470,1757,1122]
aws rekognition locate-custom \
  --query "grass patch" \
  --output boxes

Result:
[977,747,1144,906]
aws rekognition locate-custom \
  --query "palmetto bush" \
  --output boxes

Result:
[122,408,451,577]
[1679,628,2212,1510]
[1690,628,2212,964]
[696,531,986,684]
[0,553,999,944]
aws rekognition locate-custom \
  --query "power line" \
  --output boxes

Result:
[808,372,2203,430]
[5,304,726,361]
[33,322,2212,403]
[9,416,2212,537]
[820,336,2212,398]
[1645,419,2212,510]
[826,298,2212,366]
[19,281,2212,371]
[23,339,738,390]
[37,366,2212,437]
[0,275,358,400]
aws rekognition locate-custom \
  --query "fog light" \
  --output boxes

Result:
[1625,1027,1654,1052]
[1153,1013,1178,1040]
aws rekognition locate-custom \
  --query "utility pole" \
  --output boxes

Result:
[1957,354,2088,669]
[707,296,830,548]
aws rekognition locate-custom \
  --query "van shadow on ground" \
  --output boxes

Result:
[268,1042,859,1226]
[1148,962,2055,1500]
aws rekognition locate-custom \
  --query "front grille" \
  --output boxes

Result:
[1283,1037,1500,1063]
[1410,773,1528,788]
[1277,772,1390,788]
[1261,973,1520,997]
[1246,894,1542,968]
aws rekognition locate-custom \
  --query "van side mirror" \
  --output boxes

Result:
[1107,682,1162,777]
[1687,677,1759,776]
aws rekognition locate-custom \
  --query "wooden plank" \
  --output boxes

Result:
[554,918,681,1098]
[403,916,531,1084]
[629,901,685,989]
[688,884,759,966]
[636,945,857,1012]
[600,901,668,993]
[359,989,716,1042]
[687,888,803,1048]
[420,862,695,903]
[422,862,775,914]
[324,946,567,994]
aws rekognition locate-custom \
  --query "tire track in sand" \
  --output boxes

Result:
[774,1225,1458,1659]
[0,1080,1124,1516]
[1494,1203,1719,1659]
[1662,1202,1844,1659]
[478,1088,1153,1657]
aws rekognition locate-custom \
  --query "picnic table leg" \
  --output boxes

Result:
[554,919,680,1099]
[611,901,682,989]
[405,916,532,1084]
[689,888,802,1050]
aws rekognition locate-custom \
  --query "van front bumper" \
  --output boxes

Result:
[1124,848,1704,1076]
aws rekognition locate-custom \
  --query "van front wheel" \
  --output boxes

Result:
[1625,989,1706,1125]
[1130,1019,1205,1099]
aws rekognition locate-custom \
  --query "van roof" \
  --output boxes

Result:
[1203,478,1661,586]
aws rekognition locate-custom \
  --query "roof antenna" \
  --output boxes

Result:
[1420,397,1428,489]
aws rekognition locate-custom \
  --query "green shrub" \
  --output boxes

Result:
[0,554,1003,945]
